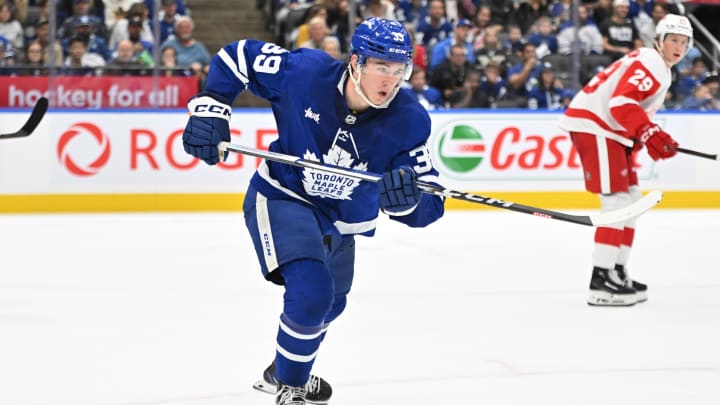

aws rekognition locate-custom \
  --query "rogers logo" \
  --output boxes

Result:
[57,122,111,176]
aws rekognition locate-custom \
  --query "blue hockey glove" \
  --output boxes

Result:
[378,166,422,215]
[183,92,232,165]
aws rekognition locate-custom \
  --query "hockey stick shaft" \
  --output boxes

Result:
[218,142,662,227]
[0,97,49,139]
[676,147,718,161]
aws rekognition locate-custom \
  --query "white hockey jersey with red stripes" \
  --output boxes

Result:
[558,48,671,147]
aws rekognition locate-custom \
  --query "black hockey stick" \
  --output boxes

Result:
[676,147,718,161]
[0,97,49,139]
[218,142,662,227]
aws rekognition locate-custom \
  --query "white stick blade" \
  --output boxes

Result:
[590,190,663,226]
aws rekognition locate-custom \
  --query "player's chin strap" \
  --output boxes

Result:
[347,63,402,109]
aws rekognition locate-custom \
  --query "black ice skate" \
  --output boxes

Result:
[253,361,332,404]
[615,264,648,303]
[275,383,307,405]
[587,267,637,306]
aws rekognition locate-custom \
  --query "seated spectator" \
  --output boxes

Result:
[293,4,327,49]
[452,68,492,108]
[484,0,512,26]
[592,0,614,27]
[396,0,426,26]
[633,0,655,48]
[153,0,181,43]
[430,18,474,72]
[0,36,15,67]
[600,0,642,61]
[416,0,453,52]
[21,40,47,75]
[430,43,478,104]
[25,40,44,65]
[143,0,187,22]
[504,24,525,60]
[402,67,444,110]
[58,0,107,41]
[159,44,192,76]
[475,26,507,71]
[507,42,540,99]
[703,71,719,104]
[108,2,154,50]
[470,5,493,52]
[675,45,703,77]
[118,15,154,65]
[63,35,105,74]
[527,16,558,59]
[509,0,550,36]
[557,4,602,55]
[62,15,111,61]
[320,35,342,60]
[160,16,210,75]
[478,60,508,105]
[527,62,564,110]
[107,38,148,75]
[33,19,64,66]
[550,0,572,27]
[677,57,708,99]
[0,3,24,55]
[298,16,328,50]
[363,0,396,20]
[103,0,138,32]
[681,84,717,111]
[5,0,27,24]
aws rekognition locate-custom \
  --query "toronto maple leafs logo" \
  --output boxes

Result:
[301,132,368,200]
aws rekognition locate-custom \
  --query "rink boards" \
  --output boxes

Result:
[1,109,718,213]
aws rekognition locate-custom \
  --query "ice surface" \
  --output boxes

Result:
[1,210,718,404]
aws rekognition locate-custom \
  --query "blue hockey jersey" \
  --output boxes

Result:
[204,40,445,236]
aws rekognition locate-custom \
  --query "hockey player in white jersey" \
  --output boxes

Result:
[181,18,445,404]
[559,14,691,306]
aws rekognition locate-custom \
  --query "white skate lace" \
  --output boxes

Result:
[306,376,321,393]
[278,385,307,405]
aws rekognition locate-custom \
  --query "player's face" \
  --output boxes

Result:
[359,58,407,104]
[661,33,689,66]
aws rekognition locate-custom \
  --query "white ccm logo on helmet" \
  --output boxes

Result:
[388,48,408,54]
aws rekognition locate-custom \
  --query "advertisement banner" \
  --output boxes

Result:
[1,110,719,211]
[427,113,657,190]
[0,76,199,109]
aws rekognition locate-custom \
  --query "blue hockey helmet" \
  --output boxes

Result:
[350,17,413,66]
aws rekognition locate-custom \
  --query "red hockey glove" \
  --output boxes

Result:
[636,123,678,161]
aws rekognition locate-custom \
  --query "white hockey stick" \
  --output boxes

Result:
[0,97,48,139]
[218,142,662,227]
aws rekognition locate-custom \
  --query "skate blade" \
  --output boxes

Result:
[587,291,636,306]
[253,380,329,405]
[252,379,276,395]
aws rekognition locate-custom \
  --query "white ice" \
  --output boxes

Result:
[1,209,719,405]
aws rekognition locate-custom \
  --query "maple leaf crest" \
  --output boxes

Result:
[300,147,367,200]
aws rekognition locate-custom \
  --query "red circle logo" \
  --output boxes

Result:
[57,122,111,176]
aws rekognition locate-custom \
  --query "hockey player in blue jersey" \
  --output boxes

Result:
[182,17,445,405]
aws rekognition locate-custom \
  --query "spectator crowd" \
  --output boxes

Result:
[260,0,719,110]
[0,0,718,110]
[0,0,207,78]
